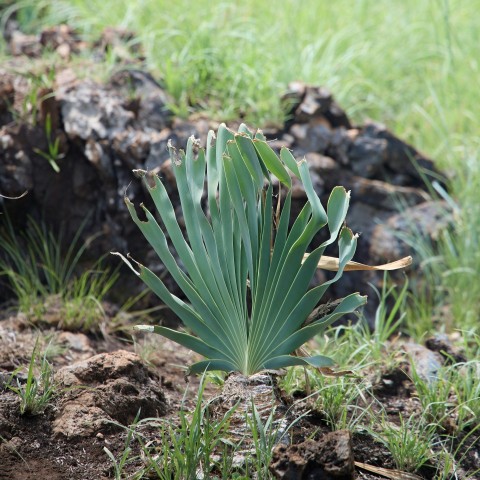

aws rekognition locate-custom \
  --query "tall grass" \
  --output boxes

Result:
[3,1,478,157]
[3,0,480,334]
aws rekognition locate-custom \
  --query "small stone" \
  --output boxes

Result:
[403,342,444,383]
[270,430,355,479]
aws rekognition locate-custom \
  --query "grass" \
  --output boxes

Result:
[7,338,57,415]
[367,413,436,473]
[0,215,118,331]
[2,1,478,152]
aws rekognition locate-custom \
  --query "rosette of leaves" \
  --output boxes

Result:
[115,124,367,376]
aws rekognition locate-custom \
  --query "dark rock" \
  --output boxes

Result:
[109,69,173,132]
[39,24,84,59]
[369,200,453,262]
[425,334,467,363]
[270,430,355,479]
[291,120,332,154]
[345,176,430,211]
[349,134,388,177]
[95,27,142,59]
[283,82,352,129]
[326,127,355,165]
[0,78,15,126]
[304,152,339,177]
[54,350,168,439]
[0,125,35,196]
[358,122,438,185]
[9,31,41,57]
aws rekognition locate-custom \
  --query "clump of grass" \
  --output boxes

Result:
[434,423,480,480]
[367,413,436,474]
[104,378,239,479]
[0,216,118,331]
[7,339,57,415]
[104,376,303,479]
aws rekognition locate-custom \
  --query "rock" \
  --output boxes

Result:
[344,176,430,211]
[290,120,332,154]
[57,332,94,355]
[0,124,36,196]
[95,27,142,59]
[369,200,453,262]
[326,127,355,165]
[53,350,168,439]
[283,82,351,129]
[425,334,467,364]
[357,122,438,185]
[9,31,42,57]
[39,25,82,58]
[60,81,135,141]
[270,430,355,479]
[403,342,444,383]
[0,78,15,126]
[109,69,173,132]
[349,134,388,177]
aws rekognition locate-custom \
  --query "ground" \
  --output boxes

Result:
[0,306,478,479]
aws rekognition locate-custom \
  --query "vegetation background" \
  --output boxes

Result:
[8,0,477,334]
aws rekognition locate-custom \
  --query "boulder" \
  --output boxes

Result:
[53,350,168,439]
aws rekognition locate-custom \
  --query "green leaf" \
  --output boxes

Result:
[253,139,292,188]
[280,147,300,178]
[262,354,335,370]
[274,292,367,356]
[135,325,229,362]
[235,134,266,189]
[187,359,237,375]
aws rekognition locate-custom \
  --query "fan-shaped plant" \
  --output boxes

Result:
[114,124,367,376]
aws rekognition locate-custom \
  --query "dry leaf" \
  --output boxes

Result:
[354,461,423,480]
[303,253,413,272]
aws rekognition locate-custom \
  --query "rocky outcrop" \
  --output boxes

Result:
[0,38,451,314]
[53,350,168,439]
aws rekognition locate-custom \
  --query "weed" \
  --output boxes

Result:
[411,358,480,433]
[367,414,435,473]
[105,377,239,479]
[103,411,141,480]
[7,339,57,415]
[433,423,480,480]
[0,215,118,331]
[410,362,453,431]
[294,372,371,432]
[33,113,64,173]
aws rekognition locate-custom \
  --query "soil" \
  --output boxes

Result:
[0,307,479,480]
